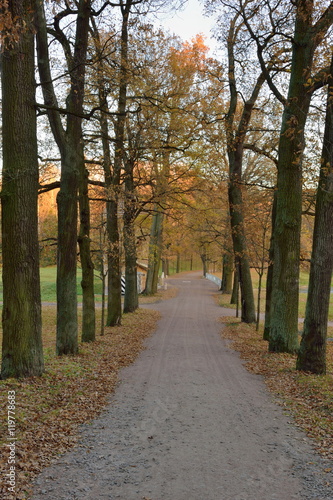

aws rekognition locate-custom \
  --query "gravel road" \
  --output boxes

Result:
[31,272,333,500]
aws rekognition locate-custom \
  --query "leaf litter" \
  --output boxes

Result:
[220,317,333,462]
[0,304,163,500]
[3,284,331,498]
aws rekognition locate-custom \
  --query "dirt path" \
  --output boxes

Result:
[31,272,333,500]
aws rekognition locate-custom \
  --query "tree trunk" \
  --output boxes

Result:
[106,1,132,323]
[228,181,256,323]
[263,192,277,341]
[101,270,106,336]
[162,258,169,276]
[256,269,264,332]
[78,166,96,342]
[296,58,333,374]
[200,250,208,278]
[1,0,44,378]
[56,153,79,355]
[98,98,122,326]
[144,209,164,295]
[269,1,317,353]
[35,0,91,355]
[123,194,139,313]
[221,253,233,293]
[98,213,107,336]
[225,15,262,324]
[95,49,121,327]
[176,252,181,273]
[106,198,122,325]
[231,266,239,305]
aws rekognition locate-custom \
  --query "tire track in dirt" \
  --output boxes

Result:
[31,272,333,500]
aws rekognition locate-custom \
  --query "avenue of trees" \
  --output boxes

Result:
[1,0,333,378]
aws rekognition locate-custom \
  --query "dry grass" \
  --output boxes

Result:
[220,317,333,461]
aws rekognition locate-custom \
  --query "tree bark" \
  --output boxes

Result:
[123,214,139,312]
[106,1,132,324]
[176,252,181,274]
[106,198,122,325]
[93,29,120,327]
[296,56,333,374]
[35,0,92,355]
[228,180,256,323]
[144,209,164,294]
[269,1,317,353]
[96,71,122,326]
[123,163,139,313]
[1,0,44,378]
[231,266,239,305]
[263,192,277,341]
[78,167,96,342]
[221,253,233,294]
[225,14,262,324]
[56,152,79,355]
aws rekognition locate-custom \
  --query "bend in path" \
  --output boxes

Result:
[31,271,333,500]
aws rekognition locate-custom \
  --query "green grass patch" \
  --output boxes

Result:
[215,269,333,321]
[0,266,104,303]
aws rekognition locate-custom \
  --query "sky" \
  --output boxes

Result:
[154,0,219,54]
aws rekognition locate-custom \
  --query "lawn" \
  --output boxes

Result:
[215,269,333,321]
[0,266,104,303]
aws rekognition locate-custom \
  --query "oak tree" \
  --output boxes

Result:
[1,0,44,378]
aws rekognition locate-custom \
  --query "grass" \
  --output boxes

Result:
[214,269,333,321]
[0,286,178,500]
[220,317,333,461]
[0,266,104,303]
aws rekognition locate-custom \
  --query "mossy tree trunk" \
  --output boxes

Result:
[1,0,44,378]
[296,56,333,374]
[269,1,319,353]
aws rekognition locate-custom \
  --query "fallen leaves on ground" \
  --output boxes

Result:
[0,306,162,500]
[220,316,333,461]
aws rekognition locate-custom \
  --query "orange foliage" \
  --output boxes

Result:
[169,34,210,74]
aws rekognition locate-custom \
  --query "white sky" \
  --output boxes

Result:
[154,0,219,54]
